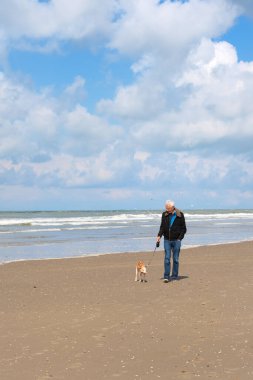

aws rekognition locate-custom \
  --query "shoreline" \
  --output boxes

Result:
[1,209,253,267]
[1,238,253,266]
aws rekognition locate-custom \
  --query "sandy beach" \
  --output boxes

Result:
[1,241,253,380]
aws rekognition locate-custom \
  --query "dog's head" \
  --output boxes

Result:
[140,266,147,274]
[136,260,147,273]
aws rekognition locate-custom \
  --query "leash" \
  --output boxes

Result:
[147,242,159,267]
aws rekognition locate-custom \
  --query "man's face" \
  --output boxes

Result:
[165,204,175,213]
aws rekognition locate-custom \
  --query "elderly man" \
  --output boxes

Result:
[157,200,187,283]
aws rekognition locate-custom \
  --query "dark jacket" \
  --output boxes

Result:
[158,208,187,241]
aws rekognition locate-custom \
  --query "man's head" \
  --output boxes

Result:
[165,200,175,213]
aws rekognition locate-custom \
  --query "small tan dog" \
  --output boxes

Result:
[135,260,147,282]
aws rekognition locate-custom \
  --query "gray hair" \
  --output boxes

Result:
[165,200,175,207]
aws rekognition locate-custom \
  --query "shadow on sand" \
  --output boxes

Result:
[173,275,189,281]
[160,275,189,282]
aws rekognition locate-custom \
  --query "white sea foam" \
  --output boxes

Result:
[1,210,253,227]
[0,213,160,227]
[184,212,253,220]
[0,225,127,234]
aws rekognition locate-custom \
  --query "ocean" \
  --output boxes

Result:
[1,209,253,263]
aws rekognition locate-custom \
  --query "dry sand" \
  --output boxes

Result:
[1,241,253,380]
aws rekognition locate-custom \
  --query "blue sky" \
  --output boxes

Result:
[1,0,253,210]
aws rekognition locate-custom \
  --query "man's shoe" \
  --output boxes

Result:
[163,278,169,283]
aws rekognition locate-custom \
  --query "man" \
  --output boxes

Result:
[157,200,187,283]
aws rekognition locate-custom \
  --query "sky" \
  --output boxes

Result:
[1,0,253,211]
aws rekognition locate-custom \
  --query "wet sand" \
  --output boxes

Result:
[1,241,253,379]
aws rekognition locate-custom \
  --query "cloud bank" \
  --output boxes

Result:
[1,0,253,209]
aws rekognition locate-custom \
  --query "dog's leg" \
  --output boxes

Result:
[135,267,138,281]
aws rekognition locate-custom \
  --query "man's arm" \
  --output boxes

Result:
[157,213,164,241]
[178,213,187,240]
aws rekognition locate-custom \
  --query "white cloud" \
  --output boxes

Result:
[64,76,86,97]
[109,0,239,57]
[99,35,253,157]
[63,104,122,156]
[134,151,150,162]
[0,0,242,58]
[179,39,238,86]
[97,80,167,120]
[0,71,123,169]
[0,0,116,40]
[230,0,253,16]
